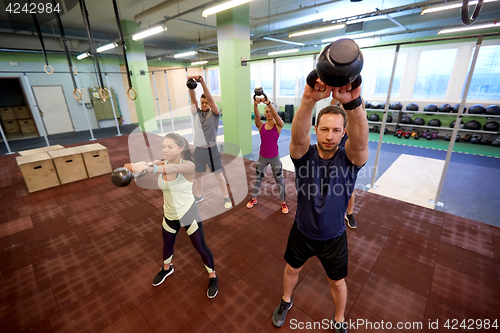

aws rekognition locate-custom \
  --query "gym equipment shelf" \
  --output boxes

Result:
[368,121,499,134]
[367,109,500,118]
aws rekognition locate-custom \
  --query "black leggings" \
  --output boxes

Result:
[162,203,215,272]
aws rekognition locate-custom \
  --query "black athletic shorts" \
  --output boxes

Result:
[284,222,348,281]
[193,146,222,173]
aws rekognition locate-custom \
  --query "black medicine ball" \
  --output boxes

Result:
[369,114,380,121]
[390,102,402,110]
[485,105,500,115]
[406,103,419,111]
[371,102,381,109]
[386,115,393,123]
[428,119,441,127]
[483,121,500,132]
[413,118,425,125]
[400,117,413,124]
[452,104,466,113]
[464,120,481,130]
[424,104,438,112]
[450,120,464,128]
[439,104,452,112]
[365,101,372,109]
[468,104,485,114]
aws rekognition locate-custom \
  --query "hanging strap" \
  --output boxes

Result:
[29,0,52,74]
[112,0,137,100]
[53,0,81,100]
[78,0,109,101]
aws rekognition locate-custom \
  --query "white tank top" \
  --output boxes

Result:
[158,161,195,220]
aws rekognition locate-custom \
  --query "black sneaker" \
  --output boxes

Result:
[194,195,203,203]
[152,265,174,286]
[207,277,218,298]
[272,298,293,327]
[333,319,348,333]
[345,214,357,229]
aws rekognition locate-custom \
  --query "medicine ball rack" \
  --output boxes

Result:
[366,109,500,135]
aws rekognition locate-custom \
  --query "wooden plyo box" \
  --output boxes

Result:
[3,120,20,133]
[48,148,88,184]
[18,145,65,156]
[13,106,30,119]
[18,119,36,133]
[0,107,16,121]
[15,152,60,193]
[75,143,112,177]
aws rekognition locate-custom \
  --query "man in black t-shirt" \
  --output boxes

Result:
[272,78,368,333]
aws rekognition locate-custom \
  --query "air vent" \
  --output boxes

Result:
[346,22,364,33]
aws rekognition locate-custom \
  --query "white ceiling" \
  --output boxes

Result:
[0,0,499,63]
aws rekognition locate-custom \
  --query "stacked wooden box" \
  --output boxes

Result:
[16,143,112,192]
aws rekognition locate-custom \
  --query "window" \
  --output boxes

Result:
[261,65,274,96]
[374,53,407,97]
[412,48,457,99]
[466,44,500,100]
[208,68,220,95]
[250,65,257,95]
[280,63,296,96]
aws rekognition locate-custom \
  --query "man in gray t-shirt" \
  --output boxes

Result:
[188,75,232,209]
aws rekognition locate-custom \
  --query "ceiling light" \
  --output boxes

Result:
[268,49,299,56]
[132,26,166,41]
[421,0,497,15]
[191,60,208,65]
[438,22,497,34]
[96,43,118,53]
[289,24,345,38]
[202,0,254,17]
[262,37,305,46]
[77,52,89,60]
[174,51,198,58]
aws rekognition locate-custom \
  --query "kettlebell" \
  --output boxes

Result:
[111,167,147,187]
[253,87,268,102]
[306,38,363,89]
[186,77,202,89]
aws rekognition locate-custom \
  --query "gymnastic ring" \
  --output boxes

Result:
[72,89,82,100]
[98,88,110,102]
[44,64,54,74]
[127,87,137,100]
[71,66,78,75]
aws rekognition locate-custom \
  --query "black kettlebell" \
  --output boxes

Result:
[427,134,432,140]
[186,77,202,89]
[306,38,363,89]
[445,134,451,141]
[470,134,482,144]
[111,167,147,187]
[253,87,268,102]
[492,139,500,147]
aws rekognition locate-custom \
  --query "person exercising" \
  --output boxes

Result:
[247,94,289,214]
[125,133,218,298]
[272,78,368,333]
[188,75,232,209]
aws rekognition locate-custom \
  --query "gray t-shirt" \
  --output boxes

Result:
[193,108,220,147]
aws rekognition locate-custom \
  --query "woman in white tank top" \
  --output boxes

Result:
[126,133,218,298]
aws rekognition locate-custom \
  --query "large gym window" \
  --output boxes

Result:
[208,68,220,95]
[374,53,407,97]
[261,65,274,96]
[412,48,457,99]
[466,44,500,100]
[280,63,296,96]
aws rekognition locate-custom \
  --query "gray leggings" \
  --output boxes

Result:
[253,155,286,202]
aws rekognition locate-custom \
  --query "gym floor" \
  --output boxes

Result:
[1,121,499,332]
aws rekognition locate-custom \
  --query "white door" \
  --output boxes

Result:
[32,86,74,135]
